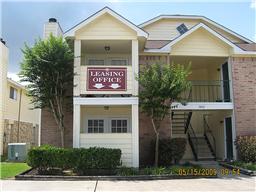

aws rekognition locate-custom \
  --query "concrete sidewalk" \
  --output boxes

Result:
[1,176,255,192]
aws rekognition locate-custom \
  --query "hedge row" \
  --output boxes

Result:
[235,136,256,163]
[27,145,122,174]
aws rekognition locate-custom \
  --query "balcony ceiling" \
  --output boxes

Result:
[170,56,227,69]
[81,40,131,54]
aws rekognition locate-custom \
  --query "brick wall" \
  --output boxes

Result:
[3,120,38,154]
[231,57,256,136]
[41,105,73,148]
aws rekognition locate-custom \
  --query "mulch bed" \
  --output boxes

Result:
[15,168,217,181]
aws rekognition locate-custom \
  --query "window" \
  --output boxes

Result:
[176,24,188,35]
[88,59,104,65]
[9,87,17,100]
[87,119,104,133]
[111,59,128,66]
[111,119,128,133]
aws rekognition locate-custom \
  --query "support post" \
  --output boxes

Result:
[132,103,139,167]
[73,104,80,148]
[74,40,81,96]
[132,39,139,96]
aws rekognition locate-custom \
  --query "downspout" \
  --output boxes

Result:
[17,89,22,142]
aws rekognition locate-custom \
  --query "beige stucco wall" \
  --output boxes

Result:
[0,43,39,155]
[142,18,245,43]
[0,42,8,155]
[143,19,199,40]
[5,81,40,124]
[75,13,137,40]
[171,28,231,56]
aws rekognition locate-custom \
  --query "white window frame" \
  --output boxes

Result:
[87,58,105,66]
[110,58,129,66]
[109,118,130,133]
[83,116,131,133]
[86,57,129,66]
[9,86,17,100]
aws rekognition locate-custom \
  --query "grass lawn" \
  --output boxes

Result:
[0,162,31,179]
[229,161,256,171]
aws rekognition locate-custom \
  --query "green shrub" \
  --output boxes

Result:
[27,145,122,175]
[170,138,187,164]
[235,136,256,163]
[73,147,121,175]
[158,138,187,165]
[159,139,173,166]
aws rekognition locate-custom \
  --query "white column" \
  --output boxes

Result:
[132,103,139,167]
[132,39,139,96]
[73,104,80,148]
[74,40,81,97]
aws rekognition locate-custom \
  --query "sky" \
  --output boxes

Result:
[1,0,256,80]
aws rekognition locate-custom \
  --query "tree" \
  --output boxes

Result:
[137,63,191,167]
[20,35,74,147]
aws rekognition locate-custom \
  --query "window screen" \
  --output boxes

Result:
[111,59,127,66]
[88,119,104,133]
[111,119,128,133]
[176,24,188,35]
[88,59,105,65]
[9,87,17,100]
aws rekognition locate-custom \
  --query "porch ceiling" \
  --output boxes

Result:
[81,40,131,54]
[170,56,227,69]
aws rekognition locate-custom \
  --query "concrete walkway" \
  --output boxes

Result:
[1,176,255,192]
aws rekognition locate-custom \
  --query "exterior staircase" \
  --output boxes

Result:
[172,111,216,161]
[171,111,191,135]
[190,136,216,161]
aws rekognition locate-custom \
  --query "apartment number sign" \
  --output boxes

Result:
[87,67,127,91]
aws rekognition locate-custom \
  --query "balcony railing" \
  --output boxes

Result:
[180,80,231,102]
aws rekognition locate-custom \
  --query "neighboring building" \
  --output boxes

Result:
[0,39,40,155]
[41,7,256,167]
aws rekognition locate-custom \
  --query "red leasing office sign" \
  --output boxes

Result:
[87,67,127,91]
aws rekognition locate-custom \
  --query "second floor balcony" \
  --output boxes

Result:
[180,80,231,103]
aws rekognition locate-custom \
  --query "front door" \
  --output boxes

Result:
[225,117,233,160]
[222,62,231,102]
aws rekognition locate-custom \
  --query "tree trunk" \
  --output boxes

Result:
[151,117,159,167]
[155,132,159,167]
[60,127,65,148]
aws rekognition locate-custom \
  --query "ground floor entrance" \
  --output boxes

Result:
[171,108,235,161]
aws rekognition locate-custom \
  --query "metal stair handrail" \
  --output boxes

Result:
[187,123,198,161]
[203,114,216,157]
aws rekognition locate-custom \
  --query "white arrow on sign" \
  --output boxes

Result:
[109,83,121,89]
[93,83,105,89]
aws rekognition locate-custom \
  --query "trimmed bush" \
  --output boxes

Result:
[158,138,187,166]
[73,147,121,175]
[27,145,121,175]
[235,136,256,163]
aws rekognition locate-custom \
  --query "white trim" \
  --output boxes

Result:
[38,109,41,146]
[64,7,148,38]
[132,104,139,167]
[74,97,139,105]
[73,104,80,148]
[160,23,244,53]
[83,116,131,134]
[139,15,253,43]
[171,102,233,110]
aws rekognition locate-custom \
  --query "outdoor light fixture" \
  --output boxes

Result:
[104,46,110,51]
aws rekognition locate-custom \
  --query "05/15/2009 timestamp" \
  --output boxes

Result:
[178,168,240,176]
